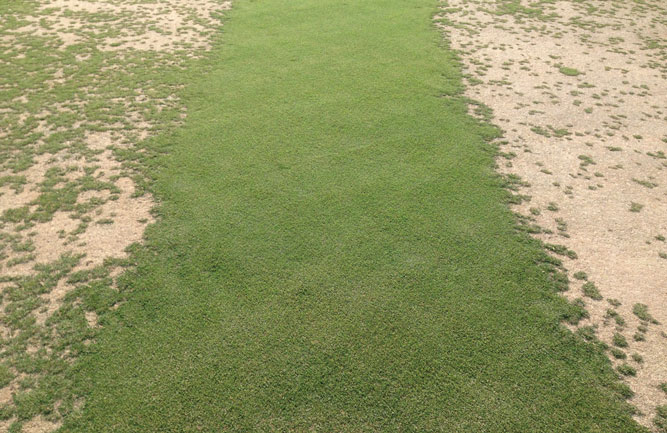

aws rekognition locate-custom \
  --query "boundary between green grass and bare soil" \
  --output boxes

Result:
[62,0,646,431]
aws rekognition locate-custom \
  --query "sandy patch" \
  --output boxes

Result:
[9,0,225,53]
[22,417,60,433]
[438,0,666,429]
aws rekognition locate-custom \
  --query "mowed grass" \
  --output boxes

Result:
[64,0,643,431]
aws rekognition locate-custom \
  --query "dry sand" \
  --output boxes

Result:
[438,0,666,429]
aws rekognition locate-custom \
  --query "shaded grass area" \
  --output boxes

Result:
[64,0,644,431]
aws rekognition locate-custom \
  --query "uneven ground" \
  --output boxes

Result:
[438,0,666,429]
[0,0,662,432]
[0,0,229,431]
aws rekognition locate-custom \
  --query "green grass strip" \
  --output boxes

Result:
[64,0,643,431]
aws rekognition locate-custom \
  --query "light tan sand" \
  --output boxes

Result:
[438,0,666,429]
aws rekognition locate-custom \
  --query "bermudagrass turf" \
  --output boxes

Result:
[64,0,644,431]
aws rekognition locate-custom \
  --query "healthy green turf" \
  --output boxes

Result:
[64,0,644,431]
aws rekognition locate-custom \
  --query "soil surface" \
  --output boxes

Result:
[438,0,666,429]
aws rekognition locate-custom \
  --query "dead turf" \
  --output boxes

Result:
[438,0,666,429]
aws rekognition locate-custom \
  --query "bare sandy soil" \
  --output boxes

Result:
[438,0,666,429]
[0,1,229,431]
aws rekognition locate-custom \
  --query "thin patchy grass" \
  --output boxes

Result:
[0,0,228,430]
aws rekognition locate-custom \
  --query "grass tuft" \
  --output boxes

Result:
[559,66,583,76]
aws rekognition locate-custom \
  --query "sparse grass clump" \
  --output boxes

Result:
[607,298,621,307]
[610,348,626,359]
[573,271,587,280]
[582,281,602,300]
[617,364,636,376]
[544,243,577,259]
[606,309,626,327]
[559,66,582,76]
[632,178,658,189]
[633,303,659,324]
[613,333,629,348]
[578,154,595,168]
[647,151,666,159]
[629,202,644,212]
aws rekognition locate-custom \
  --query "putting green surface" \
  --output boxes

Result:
[64,0,643,431]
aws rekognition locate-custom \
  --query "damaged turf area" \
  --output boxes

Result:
[437,0,666,429]
[0,1,230,431]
